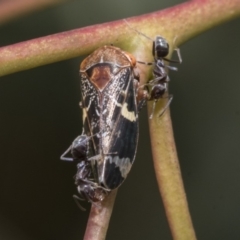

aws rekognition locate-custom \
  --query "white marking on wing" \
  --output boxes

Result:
[109,156,132,178]
[121,102,137,122]
[82,108,87,122]
[86,98,92,111]
[95,108,100,116]
[105,92,123,107]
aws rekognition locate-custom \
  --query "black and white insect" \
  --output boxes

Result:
[61,45,141,205]
[125,20,182,118]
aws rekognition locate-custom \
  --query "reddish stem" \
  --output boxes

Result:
[0,0,240,77]
[83,190,117,240]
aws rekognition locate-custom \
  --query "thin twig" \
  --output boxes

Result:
[148,106,197,240]
[83,190,117,240]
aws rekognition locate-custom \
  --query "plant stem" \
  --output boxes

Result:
[0,0,240,77]
[148,106,197,240]
[83,190,117,240]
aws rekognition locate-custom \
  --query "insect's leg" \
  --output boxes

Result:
[149,100,157,119]
[73,194,86,211]
[158,94,173,117]
[137,84,149,112]
[60,145,73,161]
[174,48,182,63]
[137,60,154,66]
[163,47,182,64]
[166,65,178,71]
[138,99,147,112]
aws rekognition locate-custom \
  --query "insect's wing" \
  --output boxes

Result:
[98,67,139,189]
[81,73,101,157]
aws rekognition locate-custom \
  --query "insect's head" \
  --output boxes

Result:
[153,36,169,59]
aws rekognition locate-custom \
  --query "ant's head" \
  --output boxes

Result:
[153,36,169,59]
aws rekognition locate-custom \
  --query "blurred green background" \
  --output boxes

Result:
[0,0,240,239]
